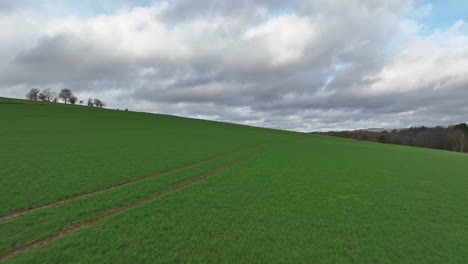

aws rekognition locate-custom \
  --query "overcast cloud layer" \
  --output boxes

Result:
[1,0,467,131]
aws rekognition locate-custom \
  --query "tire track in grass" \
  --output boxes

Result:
[0,142,274,255]
[0,141,274,222]
[0,142,286,262]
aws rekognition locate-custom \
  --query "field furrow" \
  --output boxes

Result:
[2,98,468,263]
[0,142,285,259]
[0,141,273,222]
[1,102,294,216]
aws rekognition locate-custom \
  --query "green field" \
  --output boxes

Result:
[1,97,467,263]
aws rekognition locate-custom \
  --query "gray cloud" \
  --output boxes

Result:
[5,34,133,85]
[0,0,467,131]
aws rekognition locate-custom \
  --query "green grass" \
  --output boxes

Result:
[1,97,468,263]
[0,97,292,215]
[0,142,277,254]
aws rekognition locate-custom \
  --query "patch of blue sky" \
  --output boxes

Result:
[416,0,468,32]
[264,3,297,19]
[36,0,157,18]
[267,7,295,17]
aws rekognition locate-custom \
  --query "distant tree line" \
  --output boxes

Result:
[317,123,468,153]
[26,88,105,108]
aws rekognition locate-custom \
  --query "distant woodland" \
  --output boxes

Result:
[318,123,468,153]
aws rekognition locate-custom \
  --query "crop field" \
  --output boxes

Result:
[1,97,468,263]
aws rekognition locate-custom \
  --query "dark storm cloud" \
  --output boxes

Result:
[0,0,467,131]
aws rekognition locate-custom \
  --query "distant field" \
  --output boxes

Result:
[1,97,467,263]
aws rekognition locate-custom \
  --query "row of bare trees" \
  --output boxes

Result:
[26,88,105,108]
[319,123,468,153]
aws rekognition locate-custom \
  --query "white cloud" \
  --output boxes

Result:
[244,15,315,66]
[0,0,467,131]
[0,12,44,61]
[368,20,468,94]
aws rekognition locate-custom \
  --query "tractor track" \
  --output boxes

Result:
[0,142,286,261]
[0,141,274,222]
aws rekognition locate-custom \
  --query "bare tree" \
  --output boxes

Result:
[93,98,105,108]
[69,96,78,105]
[454,123,468,153]
[58,89,74,104]
[38,93,47,101]
[461,134,465,153]
[26,88,40,101]
[38,88,56,102]
[354,131,363,142]
[87,98,94,107]
[449,128,461,152]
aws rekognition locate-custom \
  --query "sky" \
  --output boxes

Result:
[0,0,467,132]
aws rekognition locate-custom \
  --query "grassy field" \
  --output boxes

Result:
[1,97,467,263]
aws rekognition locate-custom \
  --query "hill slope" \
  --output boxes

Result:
[1,97,467,263]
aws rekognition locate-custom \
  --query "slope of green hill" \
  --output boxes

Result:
[1,97,467,263]
[0,97,293,216]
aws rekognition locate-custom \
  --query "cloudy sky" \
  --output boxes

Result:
[1,0,467,131]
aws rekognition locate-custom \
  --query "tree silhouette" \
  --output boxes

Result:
[59,89,74,104]
[26,88,40,101]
